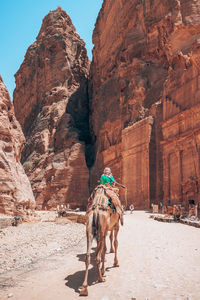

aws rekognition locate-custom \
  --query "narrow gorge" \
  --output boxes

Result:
[1,0,200,214]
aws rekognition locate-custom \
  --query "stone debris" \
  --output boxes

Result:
[58,212,87,224]
[0,216,14,230]
[8,293,14,298]
[150,214,200,228]
[179,218,200,228]
[11,216,23,227]
[0,212,85,274]
[150,214,174,223]
[7,293,13,298]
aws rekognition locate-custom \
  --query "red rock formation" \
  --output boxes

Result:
[0,76,35,215]
[162,104,200,209]
[13,8,90,209]
[89,0,200,209]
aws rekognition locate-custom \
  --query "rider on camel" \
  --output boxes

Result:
[100,167,124,225]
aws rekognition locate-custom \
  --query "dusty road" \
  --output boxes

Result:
[0,211,200,300]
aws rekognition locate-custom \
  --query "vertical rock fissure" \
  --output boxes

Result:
[13,7,91,209]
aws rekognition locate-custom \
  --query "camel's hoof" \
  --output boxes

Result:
[98,277,106,283]
[80,286,88,296]
[113,263,119,267]
[110,249,114,253]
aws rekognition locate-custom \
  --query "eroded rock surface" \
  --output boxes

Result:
[11,1,200,210]
[89,0,200,208]
[0,76,35,215]
[13,8,90,209]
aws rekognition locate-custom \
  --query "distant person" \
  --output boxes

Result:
[129,204,134,214]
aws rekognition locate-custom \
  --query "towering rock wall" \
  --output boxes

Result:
[0,76,35,215]
[90,0,200,209]
[13,8,90,209]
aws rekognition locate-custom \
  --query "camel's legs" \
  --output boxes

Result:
[101,234,107,276]
[80,228,93,296]
[109,229,114,253]
[96,234,106,282]
[113,223,119,267]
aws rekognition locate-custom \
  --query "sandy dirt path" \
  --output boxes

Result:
[0,211,200,300]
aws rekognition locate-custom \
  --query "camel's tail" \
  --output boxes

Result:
[92,210,100,241]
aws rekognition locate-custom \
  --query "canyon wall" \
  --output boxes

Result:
[13,8,90,209]
[90,0,200,209]
[10,1,200,211]
[0,76,35,215]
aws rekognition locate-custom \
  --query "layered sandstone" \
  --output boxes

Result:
[13,8,90,209]
[0,76,35,215]
[90,0,200,209]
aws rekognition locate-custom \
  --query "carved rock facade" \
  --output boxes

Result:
[89,0,200,209]
[13,8,90,209]
[0,76,35,215]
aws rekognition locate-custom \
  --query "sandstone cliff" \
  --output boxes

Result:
[90,0,200,209]
[12,1,200,211]
[0,76,35,215]
[13,8,90,209]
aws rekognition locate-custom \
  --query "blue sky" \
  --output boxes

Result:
[0,0,103,99]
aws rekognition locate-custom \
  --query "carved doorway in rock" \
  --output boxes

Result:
[122,117,153,210]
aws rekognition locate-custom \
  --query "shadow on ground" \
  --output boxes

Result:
[64,248,98,294]
[64,243,118,294]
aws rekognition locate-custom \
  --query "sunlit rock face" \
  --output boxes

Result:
[89,0,200,209]
[0,76,35,215]
[13,8,90,209]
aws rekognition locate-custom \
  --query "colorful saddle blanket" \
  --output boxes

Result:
[89,185,110,211]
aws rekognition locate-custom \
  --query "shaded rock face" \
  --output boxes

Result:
[13,8,90,209]
[0,76,35,215]
[89,0,200,208]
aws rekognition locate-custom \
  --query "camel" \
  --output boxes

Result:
[80,185,121,296]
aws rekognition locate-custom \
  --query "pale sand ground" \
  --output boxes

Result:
[0,211,200,300]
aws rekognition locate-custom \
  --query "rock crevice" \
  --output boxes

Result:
[13,7,91,209]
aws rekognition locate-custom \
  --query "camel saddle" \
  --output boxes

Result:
[87,184,117,212]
